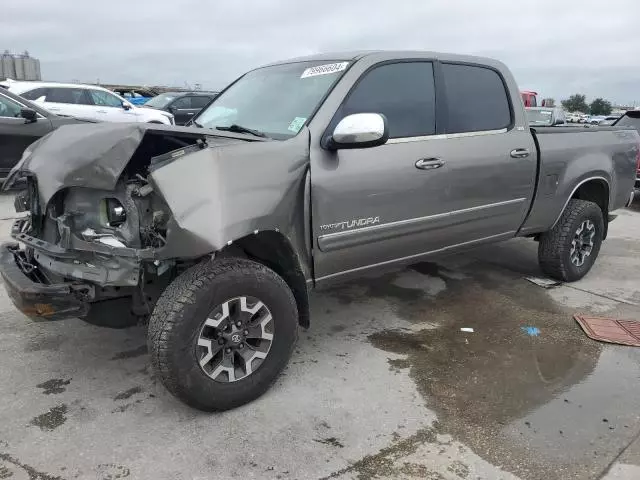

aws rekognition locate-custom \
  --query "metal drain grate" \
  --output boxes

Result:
[574,315,640,347]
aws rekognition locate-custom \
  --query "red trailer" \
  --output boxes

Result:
[521,90,538,107]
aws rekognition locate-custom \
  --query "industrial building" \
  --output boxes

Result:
[0,51,41,81]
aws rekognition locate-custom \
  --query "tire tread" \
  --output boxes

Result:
[148,258,297,410]
[538,199,603,282]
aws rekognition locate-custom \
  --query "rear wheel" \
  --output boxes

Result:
[538,199,604,282]
[148,258,298,411]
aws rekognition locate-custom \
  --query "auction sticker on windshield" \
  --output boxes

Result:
[288,117,307,133]
[301,62,349,78]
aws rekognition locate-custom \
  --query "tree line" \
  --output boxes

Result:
[560,94,612,116]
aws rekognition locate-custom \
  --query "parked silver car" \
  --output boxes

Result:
[525,107,567,126]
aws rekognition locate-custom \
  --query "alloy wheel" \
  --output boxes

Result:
[570,219,596,267]
[196,296,274,382]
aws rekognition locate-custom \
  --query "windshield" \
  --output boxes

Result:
[614,113,640,131]
[526,109,554,125]
[195,60,350,139]
[145,93,179,109]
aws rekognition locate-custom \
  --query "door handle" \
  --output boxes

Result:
[510,148,530,158]
[186,112,194,116]
[415,158,445,170]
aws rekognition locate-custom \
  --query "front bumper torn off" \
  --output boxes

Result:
[0,243,91,321]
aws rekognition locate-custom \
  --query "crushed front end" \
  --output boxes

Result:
[0,121,301,326]
[0,123,220,325]
[1,174,175,323]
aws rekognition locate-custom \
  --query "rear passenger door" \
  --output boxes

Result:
[190,95,213,116]
[168,97,194,125]
[432,62,537,239]
[40,87,95,120]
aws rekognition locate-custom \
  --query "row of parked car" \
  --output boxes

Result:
[525,107,635,128]
[1,79,218,126]
[0,80,218,181]
[566,112,623,125]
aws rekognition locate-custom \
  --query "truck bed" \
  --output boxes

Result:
[519,125,639,235]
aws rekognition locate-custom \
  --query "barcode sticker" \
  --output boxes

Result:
[288,117,306,133]
[301,62,349,78]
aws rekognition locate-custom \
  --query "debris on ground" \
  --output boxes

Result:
[460,328,474,333]
[574,315,640,346]
[525,277,562,289]
[521,326,541,336]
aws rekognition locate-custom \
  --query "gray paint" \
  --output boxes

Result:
[148,128,311,264]
[5,50,639,291]
[6,122,257,206]
[519,126,638,235]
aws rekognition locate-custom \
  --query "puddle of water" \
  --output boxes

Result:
[358,261,640,480]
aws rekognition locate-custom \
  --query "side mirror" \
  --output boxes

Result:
[20,108,38,123]
[122,101,132,111]
[327,113,389,150]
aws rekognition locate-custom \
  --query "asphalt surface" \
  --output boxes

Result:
[0,192,639,480]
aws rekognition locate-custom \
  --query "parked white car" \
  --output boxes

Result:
[0,80,174,125]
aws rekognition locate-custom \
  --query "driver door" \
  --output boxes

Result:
[310,61,443,282]
[87,89,136,122]
[0,93,52,177]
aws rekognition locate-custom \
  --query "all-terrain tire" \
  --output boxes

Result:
[538,199,604,282]
[148,258,298,411]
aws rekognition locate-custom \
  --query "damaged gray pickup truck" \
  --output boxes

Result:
[1,51,639,411]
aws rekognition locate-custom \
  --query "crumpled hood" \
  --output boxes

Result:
[7,122,261,205]
[7,121,311,264]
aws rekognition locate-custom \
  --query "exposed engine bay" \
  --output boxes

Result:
[9,126,218,324]
[3,121,308,326]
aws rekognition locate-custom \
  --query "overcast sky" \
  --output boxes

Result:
[2,0,639,105]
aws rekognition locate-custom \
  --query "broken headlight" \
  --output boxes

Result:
[101,198,127,227]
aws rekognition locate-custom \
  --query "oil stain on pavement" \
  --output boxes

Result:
[331,260,640,479]
[0,451,64,480]
[29,404,68,431]
[36,378,71,395]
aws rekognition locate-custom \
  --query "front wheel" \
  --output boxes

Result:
[148,258,298,411]
[538,199,604,282]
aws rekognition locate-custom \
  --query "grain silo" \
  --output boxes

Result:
[0,51,42,80]
[14,54,25,80]
[1,51,16,80]
[21,52,40,80]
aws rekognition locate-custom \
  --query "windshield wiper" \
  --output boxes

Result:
[193,120,203,128]
[215,124,268,138]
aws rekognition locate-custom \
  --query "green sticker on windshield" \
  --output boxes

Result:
[288,117,306,133]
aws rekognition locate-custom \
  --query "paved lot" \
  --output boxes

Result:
[0,192,639,480]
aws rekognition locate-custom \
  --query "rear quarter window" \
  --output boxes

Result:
[442,63,512,134]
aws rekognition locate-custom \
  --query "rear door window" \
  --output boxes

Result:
[190,96,212,109]
[442,63,512,134]
[171,97,192,109]
[47,87,91,105]
[21,87,49,101]
[337,62,436,138]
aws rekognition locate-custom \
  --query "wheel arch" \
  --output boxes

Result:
[553,177,610,238]
[219,230,311,328]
